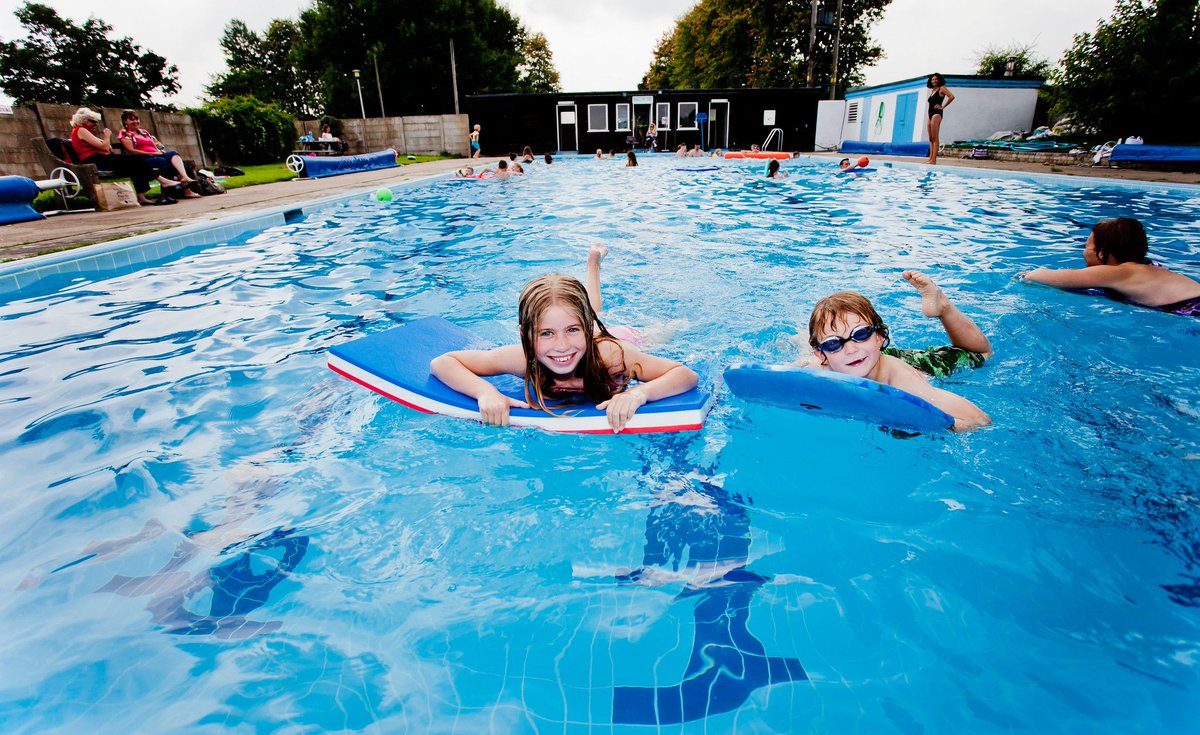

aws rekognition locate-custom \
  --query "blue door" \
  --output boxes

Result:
[892,92,917,143]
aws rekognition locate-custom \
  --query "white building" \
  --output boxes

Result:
[815,75,1043,152]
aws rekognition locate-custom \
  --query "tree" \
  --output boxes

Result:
[0,2,178,107]
[208,19,324,118]
[1054,0,1199,143]
[516,32,561,93]
[640,0,891,93]
[974,42,1053,78]
[187,96,295,165]
[293,0,527,118]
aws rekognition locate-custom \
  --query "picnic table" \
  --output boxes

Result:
[293,140,342,156]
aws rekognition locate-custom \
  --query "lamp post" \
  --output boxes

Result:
[352,68,366,119]
[829,0,843,100]
[372,50,385,118]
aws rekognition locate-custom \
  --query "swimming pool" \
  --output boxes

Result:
[1,156,1197,733]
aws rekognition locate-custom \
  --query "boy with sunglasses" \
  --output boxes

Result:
[798,271,992,431]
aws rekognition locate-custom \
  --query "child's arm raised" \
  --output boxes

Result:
[430,345,530,426]
[597,343,699,433]
[885,358,991,432]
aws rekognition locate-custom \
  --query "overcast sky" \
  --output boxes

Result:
[0,0,1119,107]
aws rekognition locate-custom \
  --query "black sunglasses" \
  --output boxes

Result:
[816,324,881,353]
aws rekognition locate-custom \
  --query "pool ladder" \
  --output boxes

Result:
[762,128,784,151]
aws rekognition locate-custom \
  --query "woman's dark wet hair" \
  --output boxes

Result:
[767,158,780,175]
[927,73,945,88]
[1091,218,1149,264]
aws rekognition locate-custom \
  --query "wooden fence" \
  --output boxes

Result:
[0,103,207,180]
[295,115,469,157]
[0,103,470,181]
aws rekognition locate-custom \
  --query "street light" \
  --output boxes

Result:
[352,69,366,119]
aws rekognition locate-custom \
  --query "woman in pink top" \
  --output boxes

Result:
[118,109,199,197]
[69,107,166,205]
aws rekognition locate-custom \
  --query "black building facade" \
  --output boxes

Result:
[464,88,823,156]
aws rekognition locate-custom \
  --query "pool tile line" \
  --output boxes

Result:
[792,154,1200,196]
[0,172,448,300]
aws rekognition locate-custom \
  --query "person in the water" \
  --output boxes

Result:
[1021,217,1200,316]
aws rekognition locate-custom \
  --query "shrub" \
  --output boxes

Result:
[187,96,296,165]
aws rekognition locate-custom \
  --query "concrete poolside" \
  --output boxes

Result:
[1,154,1196,263]
[0,157,492,262]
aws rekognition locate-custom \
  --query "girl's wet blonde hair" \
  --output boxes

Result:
[807,291,890,358]
[518,275,627,410]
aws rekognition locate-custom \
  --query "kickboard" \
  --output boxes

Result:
[723,364,954,432]
[329,316,714,433]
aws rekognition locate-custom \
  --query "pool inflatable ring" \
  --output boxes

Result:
[329,316,714,434]
[723,364,954,432]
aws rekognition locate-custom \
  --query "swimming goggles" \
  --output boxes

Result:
[816,324,881,353]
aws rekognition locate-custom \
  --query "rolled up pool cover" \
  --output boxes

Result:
[300,150,398,179]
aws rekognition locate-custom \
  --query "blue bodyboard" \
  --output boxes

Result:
[329,316,713,433]
[724,364,954,432]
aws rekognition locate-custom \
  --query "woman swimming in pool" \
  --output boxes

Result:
[1020,218,1200,316]
[430,246,698,432]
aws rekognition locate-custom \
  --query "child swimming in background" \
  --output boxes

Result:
[1020,218,1200,316]
[796,272,992,430]
[430,246,698,432]
[766,159,788,178]
[626,151,638,167]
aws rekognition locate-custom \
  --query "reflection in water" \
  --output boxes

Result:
[612,471,806,724]
[99,527,308,638]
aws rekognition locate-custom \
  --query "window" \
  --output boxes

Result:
[677,102,698,130]
[587,104,608,132]
[656,102,671,130]
[846,101,860,124]
[615,104,631,132]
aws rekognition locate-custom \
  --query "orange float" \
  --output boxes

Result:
[724,150,792,160]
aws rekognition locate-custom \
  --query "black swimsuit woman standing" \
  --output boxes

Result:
[926,73,954,165]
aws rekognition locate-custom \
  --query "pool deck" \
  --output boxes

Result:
[2,154,1196,263]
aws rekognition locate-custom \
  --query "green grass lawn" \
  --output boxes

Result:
[32,154,457,211]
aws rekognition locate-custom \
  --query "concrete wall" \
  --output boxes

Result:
[814,100,847,152]
[933,88,1039,143]
[842,84,1039,146]
[295,114,470,156]
[0,103,206,180]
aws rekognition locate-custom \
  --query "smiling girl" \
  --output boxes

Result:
[429,249,697,432]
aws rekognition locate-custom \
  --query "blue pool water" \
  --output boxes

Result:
[1,156,1198,733]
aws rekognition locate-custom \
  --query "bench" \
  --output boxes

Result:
[34,137,200,209]
[33,137,120,209]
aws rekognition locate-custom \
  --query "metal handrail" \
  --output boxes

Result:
[762,128,784,151]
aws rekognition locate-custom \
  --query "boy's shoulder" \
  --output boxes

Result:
[876,353,930,391]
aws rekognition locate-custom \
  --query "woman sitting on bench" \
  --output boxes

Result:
[117,109,200,198]
[70,107,179,205]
